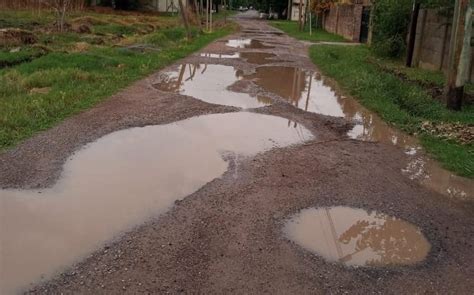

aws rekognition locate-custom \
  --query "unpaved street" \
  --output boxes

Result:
[1,13,473,294]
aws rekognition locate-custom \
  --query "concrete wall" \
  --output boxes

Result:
[323,4,364,42]
[412,9,474,82]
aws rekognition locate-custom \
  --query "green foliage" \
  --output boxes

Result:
[372,0,412,57]
[371,0,455,58]
[309,45,473,177]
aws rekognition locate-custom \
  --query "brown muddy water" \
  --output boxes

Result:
[153,61,472,199]
[226,38,274,49]
[199,52,279,65]
[243,65,473,200]
[153,64,271,108]
[284,207,431,267]
[0,112,314,294]
[240,52,279,65]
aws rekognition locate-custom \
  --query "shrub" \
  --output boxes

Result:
[371,0,412,58]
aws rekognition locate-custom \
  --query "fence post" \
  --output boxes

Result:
[445,0,472,110]
[406,1,420,67]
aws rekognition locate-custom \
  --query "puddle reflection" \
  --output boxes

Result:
[240,52,279,65]
[0,112,313,294]
[153,64,271,108]
[226,39,274,49]
[242,66,472,199]
[284,207,431,267]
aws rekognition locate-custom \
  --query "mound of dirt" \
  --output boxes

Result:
[71,22,92,34]
[71,16,108,26]
[0,28,37,47]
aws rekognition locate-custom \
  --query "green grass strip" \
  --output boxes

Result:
[309,45,473,177]
[0,25,236,150]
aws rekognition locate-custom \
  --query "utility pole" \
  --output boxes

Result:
[406,1,420,67]
[288,0,292,20]
[445,0,473,110]
[206,0,209,31]
[210,0,213,33]
[309,0,312,35]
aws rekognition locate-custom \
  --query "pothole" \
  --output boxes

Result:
[240,52,280,65]
[153,64,271,108]
[284,207,431,267]
[0,112,314,294]
[245,66,345,117]
[226,38,274,49]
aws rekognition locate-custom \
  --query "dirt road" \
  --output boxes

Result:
[1,12,473,294]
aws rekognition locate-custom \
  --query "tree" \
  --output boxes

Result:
[41,0,72,32]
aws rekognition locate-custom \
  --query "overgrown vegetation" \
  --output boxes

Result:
[0,9,236,150]
[270,20,346,42]
[309,45,473,177]
[371,0,454,58]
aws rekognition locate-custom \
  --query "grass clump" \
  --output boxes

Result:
[0,9,236,150]
[270,20,347,43]
[309,45,473,177]
[0,47,46,68]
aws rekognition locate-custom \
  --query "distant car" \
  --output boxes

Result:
[239,6,248,12]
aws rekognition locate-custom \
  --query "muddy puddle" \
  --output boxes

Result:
[284,207,431,267]
[198,52,279,65]
[243,66,473,200]
[226,38,274,49]
[0,112,314,294]
[240,52,279,65]
[153,64,271,108]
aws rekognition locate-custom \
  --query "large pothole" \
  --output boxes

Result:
[0,112,314,294]
[153,64,272,108]
[284,206,431,267]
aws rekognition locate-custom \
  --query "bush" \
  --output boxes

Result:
[372,0,412,58]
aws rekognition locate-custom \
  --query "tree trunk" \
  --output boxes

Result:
[178,0,191,39]
[406,2,420,67]
[445,0,472,110]
[193,0,202,30]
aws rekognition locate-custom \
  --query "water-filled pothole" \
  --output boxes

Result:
[0,112,314,294]
[240,52,279,65]
[284,207,431,267]
[226,39,274,49]
[153,64,271,108]
[244,66,345,116]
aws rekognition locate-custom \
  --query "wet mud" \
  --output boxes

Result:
[0,11,473,295]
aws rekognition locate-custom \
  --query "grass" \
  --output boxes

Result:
[368,56,474,98]
[270,20,347,43]
[0,47,47,68]
[0,9,236,150]
[308,45,473,177]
